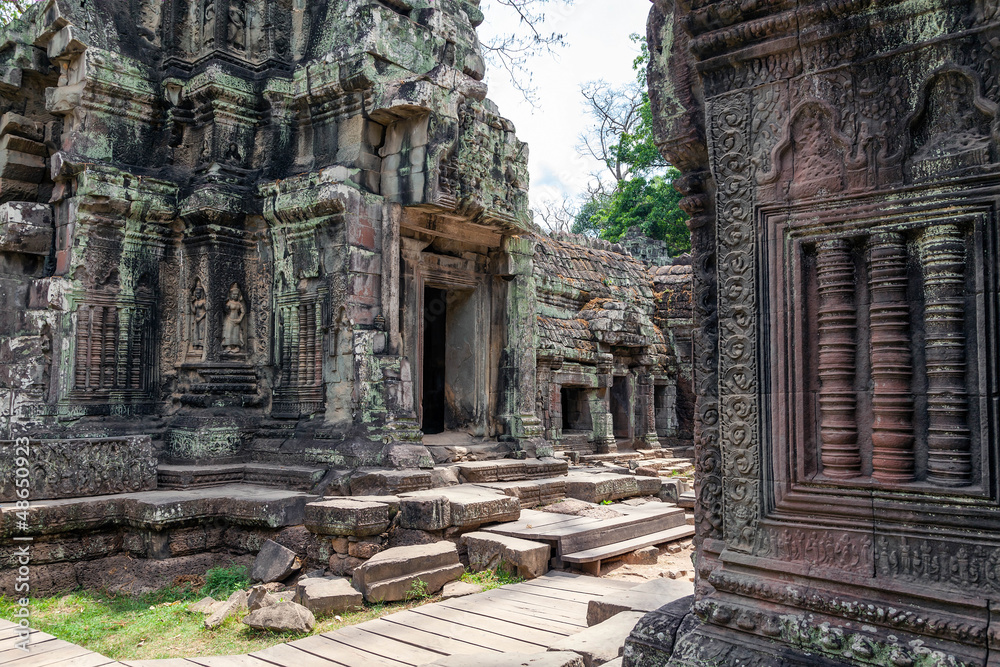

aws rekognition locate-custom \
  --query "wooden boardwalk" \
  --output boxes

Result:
[2,572,646,666]
[0,619,127,666]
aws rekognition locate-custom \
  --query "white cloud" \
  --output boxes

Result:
[478,0,652,209]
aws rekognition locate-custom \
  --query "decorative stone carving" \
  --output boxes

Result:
[191,279,208,351]
[222,283,247,354]
[868,231,915,484]
[816,238,861,479]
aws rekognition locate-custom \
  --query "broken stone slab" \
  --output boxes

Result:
[563,471,656,504]
[440,580,484,599]
[586,578,694,626]
[426,653,585,667]
[383,442,435,469]
[251,539,302,583]
[248,585,292,611]
[352,541,464,602]
[601,659,623,667]
[475,479,567,508]
[304,498,391,537]
[348,469,434,496]
[622,546,659,565]
[463,531,551,579]
[204,589,248,629]
[548,611,645,667]
[243,601,315,633]
[399,486,520,530]
[453,458,568,484]
[399,494,452,530]
[295,575,364,616]
[187,596,217,613]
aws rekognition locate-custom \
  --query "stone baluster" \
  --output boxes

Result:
[919,224,972,486]
[869,231,915,483]
[817,238,861,478]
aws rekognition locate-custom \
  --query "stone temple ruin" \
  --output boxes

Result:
[0,0,696,602]
[625,0,1000,666]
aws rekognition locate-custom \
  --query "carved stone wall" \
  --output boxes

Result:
[638,1,1000,665]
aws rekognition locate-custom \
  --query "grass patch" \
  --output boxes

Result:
[200,563,250,599]
[460,568,525,591]
[0,571,430,661]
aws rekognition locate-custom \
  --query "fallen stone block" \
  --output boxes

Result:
[205,589,248,629]
[243,601,315,633]
[399,486,520,530]
[548,611,645,667]
[586,578,693,626]
[564,472,640,503]
[349,469,433,496]
[328,554,365,576]
[295,576,364,616]
[399,494,452,530]
[622,546,659,565]
[440,580,483,599]
[187,596,217,613]
[464,531,550,579]
[305,498,391,537]
[251,539,302,583]
[352,541,464,602]
[426,653,585,667]
[248,585,287,612]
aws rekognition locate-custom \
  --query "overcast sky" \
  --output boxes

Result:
[477,0,653,212]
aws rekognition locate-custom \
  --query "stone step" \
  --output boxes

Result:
[157,463,326,491]
[452,458,569,484]
[578,452,643,464]
[586,577,694,626]
[305,497,393,537]
[426,441,512,464]
[473,479,567,508]
[348,468,435,495]
[563,471,662,503]
[562,524,696,574]
[548,610,646,667]
[677,491,696,510]
[463,531,552,579]
[1,484,312,540]
[556,505,687,557]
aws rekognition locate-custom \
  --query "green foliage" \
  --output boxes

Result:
[572,34,690,255]
[0,1,35,26]
[573,169,690,256]
[461,567,526,590]
[200,563,250,600]
[404,578,431,601]
[599,499,613,506]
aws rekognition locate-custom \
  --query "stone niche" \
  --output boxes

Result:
[631,1,1000,666]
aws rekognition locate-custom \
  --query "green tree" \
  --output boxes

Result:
[0,0,34,25]
[571,34,689,255]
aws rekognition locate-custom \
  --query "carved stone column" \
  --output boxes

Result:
[868,231,915,483]
[919,223,972,486]
[816,238,861,478]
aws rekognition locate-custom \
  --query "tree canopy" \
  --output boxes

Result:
[570,35,690,257]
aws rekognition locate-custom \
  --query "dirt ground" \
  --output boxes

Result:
[599,539,696,582]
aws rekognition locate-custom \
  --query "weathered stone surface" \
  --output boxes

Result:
[352,541,464,602]
[440,580,483,600]
[247,585,291,612]
[564,472,642,504]
[295,575,363,616]
[587,579,692,627]
[0,436,156,502]
[399,487,521,530]
[463,531,550,579]
[621,546,659,566]
[243,601,315,634]
[427,653,585,667]
[304,498,391,537]
[187,596,217,614]
[328,554,365,577]
[549,611,644,667]
[251,539,301,584]
[205,590,248,629]
[347,539,382,560]
[398,495,452,531]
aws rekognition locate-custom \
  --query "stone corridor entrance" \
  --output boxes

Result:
[421,285,479,435]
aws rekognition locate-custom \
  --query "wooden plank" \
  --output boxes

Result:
[291,635,410,667]
[251,643,350,667]
[442,591,588,626]
[188,656,276,667]
[0,629,41,651]
[320,626,443,667]
[562,525,696,563]
[3,643,96,666]
[0,637,64,663]
[355,617,498,657]
[535,571,638,589]
[379,610,545,653]
[516,574,638,595]
[470,590,589,622]
[434,597,581,635]
[504,582,608,604]
[121,660,198,667]
[411,603,566,646]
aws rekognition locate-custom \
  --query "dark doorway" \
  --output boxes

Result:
[422,286,447,434]
[561,387,592,431]
[611,376,631,439]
